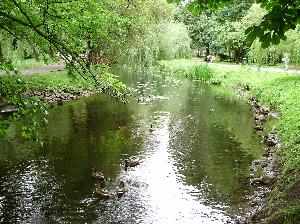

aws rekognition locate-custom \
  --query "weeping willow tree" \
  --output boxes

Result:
[123,21,191,68]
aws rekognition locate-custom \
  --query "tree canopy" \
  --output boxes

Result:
[168,0,300,48]
[0,0,191,141]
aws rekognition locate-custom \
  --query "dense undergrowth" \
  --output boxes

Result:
[157,59,300,224]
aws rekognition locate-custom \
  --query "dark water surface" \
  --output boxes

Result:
[0,68,264,223]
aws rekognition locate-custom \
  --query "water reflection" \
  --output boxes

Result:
[125,113,232,223]
[0,68,264,223]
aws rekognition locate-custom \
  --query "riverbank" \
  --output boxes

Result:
[21,70,132,104]
[157,59,300,224]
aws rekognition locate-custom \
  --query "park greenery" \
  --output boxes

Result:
[0,0,190,140]
[169,0,300,48]
[1,0,300,222]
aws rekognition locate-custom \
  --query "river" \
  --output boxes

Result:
[0,67,264,223]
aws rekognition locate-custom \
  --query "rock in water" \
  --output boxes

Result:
[261,175,275,185]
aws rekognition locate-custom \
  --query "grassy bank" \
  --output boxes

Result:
[158,59,300,223]
[22,70,131,101]
[0,70,131,141]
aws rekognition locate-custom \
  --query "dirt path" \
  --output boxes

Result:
[208,62,300,74]
[20,63,66,75]
[249,66,300,74]
[0,63,65,75]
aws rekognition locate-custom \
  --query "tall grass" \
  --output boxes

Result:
[158,59,214,81]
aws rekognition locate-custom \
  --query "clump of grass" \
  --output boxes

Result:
[193,64,214,81]
[263,202,300,224]
[157,59,214,81]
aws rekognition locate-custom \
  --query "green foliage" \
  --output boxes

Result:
[246,0,300,48]
[157,22,192,60]
[0,0,176,75]
[248,27,300,65]
[183,12,220,51]
[0,61,47,142]
[123,21,191,68]
[0,0,175,142]
[182,3,265,62]
[169,0,300,47]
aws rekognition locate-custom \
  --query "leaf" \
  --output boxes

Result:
[245,26,254,35]
[280,35,287,41]
[271,34,280,45]
[255,26,264,37]
[246,30,257,42]
[261,40,270,49]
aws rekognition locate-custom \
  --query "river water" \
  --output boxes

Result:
[0,68,264,223]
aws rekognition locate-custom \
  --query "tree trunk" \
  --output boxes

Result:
[205,47,210,62]
[32,45,40,61]
[0,43,5,63]
[12,38,18,50]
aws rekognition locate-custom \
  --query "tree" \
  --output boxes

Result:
[217,3,266,62]
[183,12,219,60]
[0,0,176,141]
[180,0,255,62]
[167,0,300,48]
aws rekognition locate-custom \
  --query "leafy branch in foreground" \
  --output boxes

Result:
[0,60,47,142]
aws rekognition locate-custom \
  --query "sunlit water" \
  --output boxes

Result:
[0,68,264,223]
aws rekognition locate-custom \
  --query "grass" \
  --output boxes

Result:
[22,70,95,93]
[158,59,215,81]
[157,59,300,223]
[21,70,133,101]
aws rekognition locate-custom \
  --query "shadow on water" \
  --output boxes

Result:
[0,67,264,223]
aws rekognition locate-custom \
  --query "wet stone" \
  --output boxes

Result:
[261,175,275,185]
